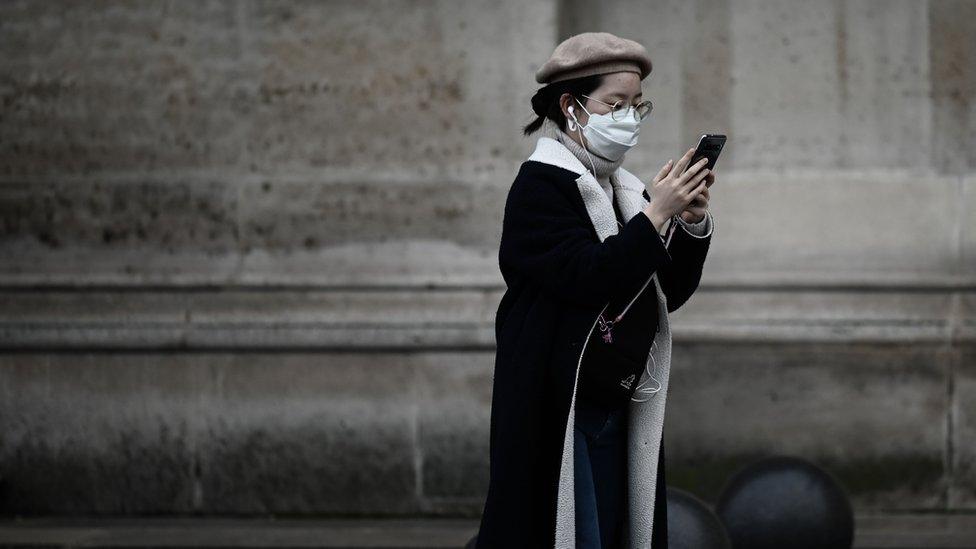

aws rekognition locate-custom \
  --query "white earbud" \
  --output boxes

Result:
[564,101,596,177]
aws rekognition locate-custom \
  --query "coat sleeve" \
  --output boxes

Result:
[657,210,714,313]
[498,172,673,310]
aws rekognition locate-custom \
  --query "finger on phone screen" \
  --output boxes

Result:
[684,166,709,188]
[685,158,708,180]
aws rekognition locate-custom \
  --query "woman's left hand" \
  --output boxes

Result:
[679,170,714,223]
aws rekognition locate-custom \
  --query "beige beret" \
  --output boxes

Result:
[535,32,653,84]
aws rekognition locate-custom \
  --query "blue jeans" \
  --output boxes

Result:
[574,397,629,549]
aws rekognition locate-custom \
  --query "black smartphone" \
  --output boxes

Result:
[682,134,727,175]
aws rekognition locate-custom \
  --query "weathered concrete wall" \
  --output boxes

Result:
[0,0,974,516]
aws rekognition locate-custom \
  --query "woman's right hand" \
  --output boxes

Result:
[642,147,710,230]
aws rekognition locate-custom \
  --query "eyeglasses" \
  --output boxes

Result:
[581,94,654,122]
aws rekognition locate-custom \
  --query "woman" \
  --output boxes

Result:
[475,32,715,548]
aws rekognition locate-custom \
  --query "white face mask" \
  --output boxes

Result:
[569,97,641,162]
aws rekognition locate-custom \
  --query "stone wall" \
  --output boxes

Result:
[0,0,973,516]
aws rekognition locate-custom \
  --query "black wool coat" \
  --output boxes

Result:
[475,135,713,549]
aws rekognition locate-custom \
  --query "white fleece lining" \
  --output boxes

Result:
[527,137,692,548]
[676,213,714,239]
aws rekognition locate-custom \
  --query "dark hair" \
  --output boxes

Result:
[523,74,604,136]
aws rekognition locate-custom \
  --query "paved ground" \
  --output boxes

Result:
[0,514,974,548]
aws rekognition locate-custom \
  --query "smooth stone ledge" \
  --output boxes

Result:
[0,287,972,349]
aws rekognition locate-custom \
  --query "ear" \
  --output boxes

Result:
[558,93,573,118]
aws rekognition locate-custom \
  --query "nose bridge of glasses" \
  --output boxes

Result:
[625,101,651,121]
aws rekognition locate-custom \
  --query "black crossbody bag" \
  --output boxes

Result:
[578,322,648,409]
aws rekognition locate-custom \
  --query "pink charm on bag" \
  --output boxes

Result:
[598,314,614,343]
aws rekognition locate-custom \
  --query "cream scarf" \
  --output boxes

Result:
[541,118,624,203]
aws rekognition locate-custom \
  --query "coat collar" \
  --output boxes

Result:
[527,136,650,243]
